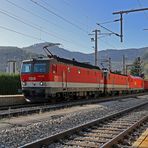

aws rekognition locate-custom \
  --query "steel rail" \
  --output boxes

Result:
[1,93,147,119]
[20,101,148,148]
[101,115,148,148]
[1,92,147,111]
[1,92,147,110]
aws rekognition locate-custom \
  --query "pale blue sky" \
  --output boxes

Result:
[0,0,148,53]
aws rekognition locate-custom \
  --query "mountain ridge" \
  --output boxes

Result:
[0,42,147,73]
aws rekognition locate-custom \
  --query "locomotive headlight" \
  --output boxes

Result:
[22,82,26,86]
[40,82,45,86]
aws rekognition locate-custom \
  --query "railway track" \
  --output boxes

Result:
[106,117,148,147]
[0,102,44,110]
[21,101,148,148]
[0,93,147,119]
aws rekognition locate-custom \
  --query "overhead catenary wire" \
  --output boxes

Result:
[4,0,89,49]
[0,25,46,42]
[97,23,120,37]
[0,25,77,54]
[62,0,122,51]
[0,8,68,42]
[63,0,95,33]
[30,0,88,34]
[59,0,121,51]
[4,0,125,53]
[42,0,89,31]
[137,0,148,20]
[99,19,120,25]
[0,9,41,31]
[0,8,89,49]
[0,24,89,53]
[6,0,120,52]
[5,0,65,30]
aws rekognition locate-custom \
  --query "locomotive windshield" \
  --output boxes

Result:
[21,61,49,73]
[21,63,32,73]
[33,63,47,73]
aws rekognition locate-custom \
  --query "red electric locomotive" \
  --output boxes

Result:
[20,46,145,102]
[104,72,129,95]
[128,75,144,92]
[21,55,104,102]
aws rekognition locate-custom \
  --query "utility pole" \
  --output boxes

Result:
[108,57,111,71]
[89,27,117,67]
[100,57,111,71]
[113,7,148,42]
[120,13,123,42]
[123,55,126,74]
[89,29,100,66]
[93,29,100,66]
[126,64,133,75]
[137,57,142,76]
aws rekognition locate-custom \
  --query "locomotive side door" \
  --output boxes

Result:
[103,69,109,94]
[62,70,67,90]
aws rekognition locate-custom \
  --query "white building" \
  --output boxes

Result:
[6,60,19,74]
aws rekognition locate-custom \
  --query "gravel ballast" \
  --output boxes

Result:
[0,95,147,147]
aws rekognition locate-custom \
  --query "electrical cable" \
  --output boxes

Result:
[30,0,88,34]
[0,25,46,41]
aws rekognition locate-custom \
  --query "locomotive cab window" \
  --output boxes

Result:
[33,63,47,73]
[21,61,49,74]
[21,63,32,73]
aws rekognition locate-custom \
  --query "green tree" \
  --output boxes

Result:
[130,57,143,77]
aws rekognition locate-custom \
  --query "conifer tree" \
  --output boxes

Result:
[130,57,143,77]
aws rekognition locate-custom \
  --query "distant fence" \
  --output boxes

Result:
[0,74,21,95]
